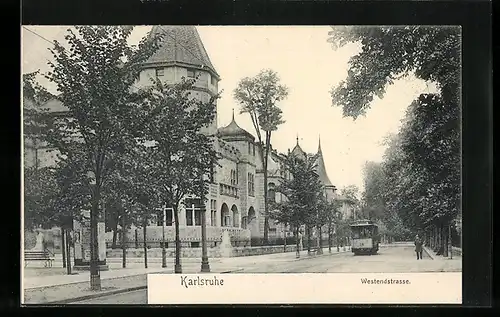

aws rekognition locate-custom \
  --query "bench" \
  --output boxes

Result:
[24,250,54,268]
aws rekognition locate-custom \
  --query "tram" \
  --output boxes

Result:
[349,220,380,255]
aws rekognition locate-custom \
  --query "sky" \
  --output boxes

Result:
[21,25,437,195]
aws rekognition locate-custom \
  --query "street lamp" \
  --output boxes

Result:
[200,177,210,273]
[87,171,101,291]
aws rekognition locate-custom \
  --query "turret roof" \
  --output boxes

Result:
[217,110,255,140]
[290,135,307,159]
[315,136,334,187]
[145,26,220,79]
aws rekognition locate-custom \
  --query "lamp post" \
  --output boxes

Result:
[200,179,210,272]
[162,206,167,268]
[87,171,101,291]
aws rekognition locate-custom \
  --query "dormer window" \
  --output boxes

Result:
[155,68,164,77]
[187,69,196,78]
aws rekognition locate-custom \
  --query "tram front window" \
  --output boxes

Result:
[353,227,371,239]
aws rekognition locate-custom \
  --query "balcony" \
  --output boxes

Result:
[219,183,239,198]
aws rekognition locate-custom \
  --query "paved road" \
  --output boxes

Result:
[238,245,434,273]
[70,246,460,304]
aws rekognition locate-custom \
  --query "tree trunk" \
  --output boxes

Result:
[89,183,101,291]
[306,226,311,255]
[173,205,182,273]
[448,224,453,259]
[65,230,72,275]
[61,227,66,268]
[317,226,323,254]
[295,227,300,258]
[433,225,438,250]
[328,223,332,253]
[143,218,148,269]
[122,214,126,268]
[283,225,287,252]
[263,168,269,244]
[112,228,118,249]
[443,224,449,257]
[263,132,272,245]
[135,228,139,249]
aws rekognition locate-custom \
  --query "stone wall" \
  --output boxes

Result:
[105,226,251,247]
[107,244,298,258]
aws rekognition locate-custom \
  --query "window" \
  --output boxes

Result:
[209,164,215,183]
[253,144,256,156]
[186,206,193,226]
[187,68,196,78]
[157,208,173,226]
[241,216,247,229]
[195,209,202,226]
[268,183,276,203]
[210,200,217,226]
[185,199,202,226]
[248,173,255,196]
[211,76,217,86]
[230,170,236,185]
[224,215,231,227]
[248,142,251,154]
[155,68,164,77]
[191,242,200,248]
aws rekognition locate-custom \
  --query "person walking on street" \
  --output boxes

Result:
[415,234,423,260]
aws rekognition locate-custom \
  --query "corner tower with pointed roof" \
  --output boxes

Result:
[136,25,220,135]
[315,136,337,202]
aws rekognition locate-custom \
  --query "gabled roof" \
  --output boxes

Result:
[145,26,220,80]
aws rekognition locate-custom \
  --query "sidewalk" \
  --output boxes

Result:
[23,261,243,304]
[423,245,462,272]
[23,247,350,304]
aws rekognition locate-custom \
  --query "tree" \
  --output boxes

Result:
[328,26,460,257]
[271,153,322,258]
[327,26,460,119]
[361,161,387,221]
[131,75,219,273]
[41,26,163,290]
[318,199,342,253]
[233,69,289,243]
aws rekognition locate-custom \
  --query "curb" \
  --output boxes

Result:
[46,285,148,304]
[39,268,244,304]
[422,246,435,260]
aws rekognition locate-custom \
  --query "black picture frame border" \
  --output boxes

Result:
[14,0,493,311]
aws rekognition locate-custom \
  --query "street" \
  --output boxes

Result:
[70,245,460,304]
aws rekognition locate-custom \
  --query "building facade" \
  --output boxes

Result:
[23,26,344,248]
